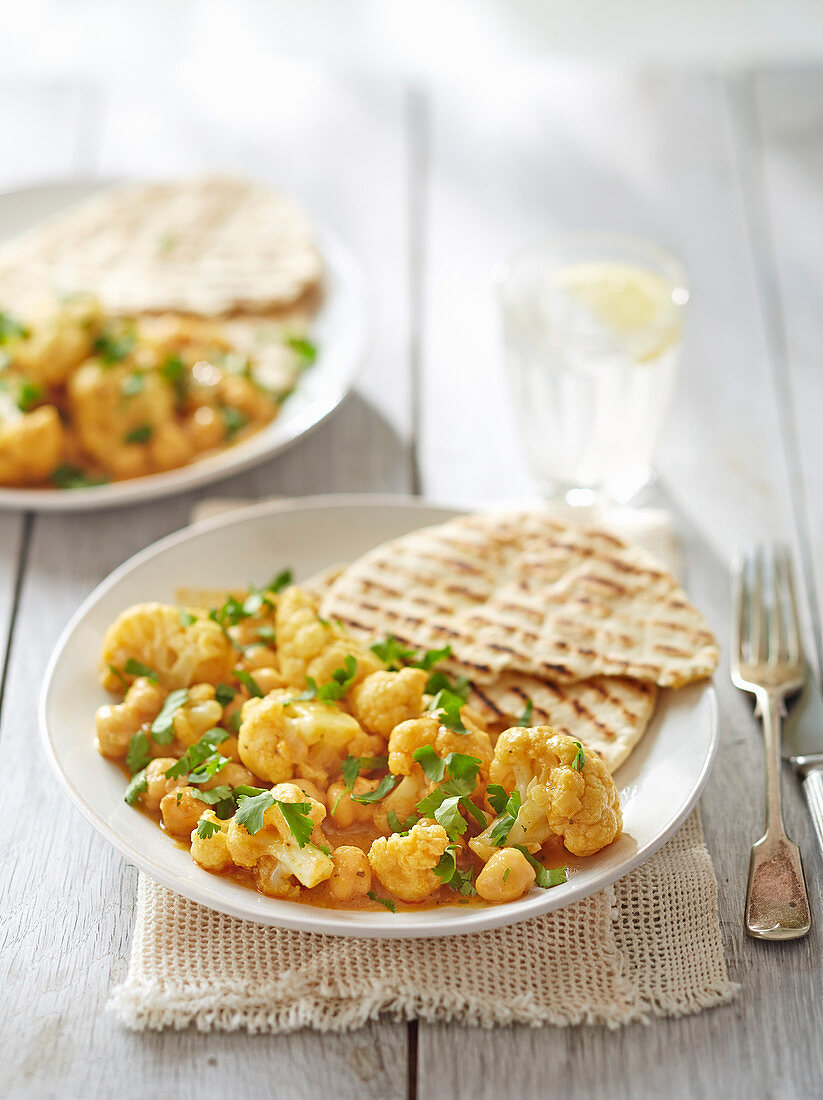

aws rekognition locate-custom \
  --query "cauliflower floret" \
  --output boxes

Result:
[0,403,64,486]
[68,359,179,479]
[190,810,233,872]
[172,683,223,746]
[99,603,234,691]
[388,715,493,781]
[226,782,334,891]
[275,586,383,690]
[10,296,102,386]
[95,675,166,759]
[475,848,535,903]
[349,668,428,736]
[368,819,450,903]
[292,776,327,807]
[478,726,621,858]
[327,845,372,901]
[327,776,380,827]
[238,690,382,784]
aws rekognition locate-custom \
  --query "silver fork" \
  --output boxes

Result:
[731,545,811,940]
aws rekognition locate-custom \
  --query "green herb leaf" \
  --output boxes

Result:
[351,774,398,804]
[164,727,230,781]
[513,846,567,889]
[0,311,29,343]
[370,634,417,669]
[94,328,135,364]
[227,710,243,733]
[221,405,248,440]
[160,354,187,403]
[386,808,418,834]
[150,688,189,743]
[124,424,153,445]
[489,789,522,847]
[412,744,447,783]
[440,753,482,797]
[234,790,315,846]
[572,741,586,772]
[424,670,470,700]
[178,608,196,627]
[413,645,453,671]
[433,845,476,895]
[16,380,42,413]
[433,795,469,841]
[516,699,534,727]
[286,335,317,365]
[121,371,145,398]
[124,658,158,682]
[195,818,222,839]
[486,784,510,816]
[341,755,361,791]
[107,663,129,690]
[52,464,109,490]
[215,683,237,707]
[124,768,148,805]
[268,569,293,593]
[428,688,468,733]
[234,669,263,697]
[502,867,511,884]
[302,655,358,704]
[125,731,151,775]
[367,890,397,913]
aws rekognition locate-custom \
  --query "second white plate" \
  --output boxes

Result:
[0,180,368,511]
[40,495,719,937]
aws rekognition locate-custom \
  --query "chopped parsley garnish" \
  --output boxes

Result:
[412,748,481,795]
[178,608,197,627]
[386,809,417,834]
[291,656,358,706]
[94,328,135,364]
[164,727,230,782]
[367,890,397,913]
[221,405,248,440]
[195,817,222,839]
[572,741,586,772]
[107,663,129,690]
[255,625,275,643]
[121,371,145,398]
[124,768,148,805]
[52,464,109,489]
[414,645,453,671]
[124,424,153,445]
[125,731,151,775]
[517,699,534,727]
[0,311,29,343]
[427,687,468,733]
[209,595,248,631]
[16,381,42,412]
[241,587,273,616]
[234,790,315,845]
[502,867,511,884]
[350,774,398,804]
[234,669,263,697]
[190,784,236,817]
[226,710,243,733]
[285,335,317,365]
[160,354,187,403]
[215,683,237,707]
[433,845,476,896]
[124,658,158,682]
[370,635,417,669]
[488,789,522,847]
[150,688,189,743]
[513,846,567,889]
[486,784,510,816]
[269,569,293,593]
[340,753,389,793]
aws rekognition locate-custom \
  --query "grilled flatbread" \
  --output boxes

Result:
[0,177,323,317]
[320,509,718,689]
[468,672,657,772]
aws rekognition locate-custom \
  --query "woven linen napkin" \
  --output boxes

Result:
[112,500,738,1032]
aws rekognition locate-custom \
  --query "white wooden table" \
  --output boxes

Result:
[1,65,822,1100]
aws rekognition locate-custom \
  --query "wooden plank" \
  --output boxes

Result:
[751,66,823,675]
[416,67,823,1100]
[0,73,414,1097]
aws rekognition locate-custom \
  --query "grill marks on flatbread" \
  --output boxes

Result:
[468,673,657,773]
[0,177,323,317]
[320,510,719,689]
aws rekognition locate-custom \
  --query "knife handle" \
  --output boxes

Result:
[801,767,823,864]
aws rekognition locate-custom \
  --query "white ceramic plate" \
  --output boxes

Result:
[0,180,368,511]
[40,496,719,938]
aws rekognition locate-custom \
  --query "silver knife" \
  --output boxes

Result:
[784,668,823,861]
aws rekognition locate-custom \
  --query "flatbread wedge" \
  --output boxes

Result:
[320,509,719,689]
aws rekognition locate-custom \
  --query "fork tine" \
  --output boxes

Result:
[731,551,747,668]
[766,547,782,664]
[777,546,802,665]
[749,546,766,663]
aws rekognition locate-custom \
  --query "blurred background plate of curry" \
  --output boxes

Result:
[39,496,718,938]
[0,180,367,511]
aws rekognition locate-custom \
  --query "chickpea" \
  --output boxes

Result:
[95,676,165,759]
[327,777,379,828]
[327,846,372,901]
[475,849,536,903]
[160,786,208,837]
[172,683,223,746]
[141,757,180,812]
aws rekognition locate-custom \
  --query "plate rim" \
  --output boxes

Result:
[39,493,720,938]
[0,177,369,512]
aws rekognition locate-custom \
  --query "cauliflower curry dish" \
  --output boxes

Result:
[95,578,623,913]
[0,296,316,488]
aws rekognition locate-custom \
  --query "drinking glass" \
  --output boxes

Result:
[495,233,689,505]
